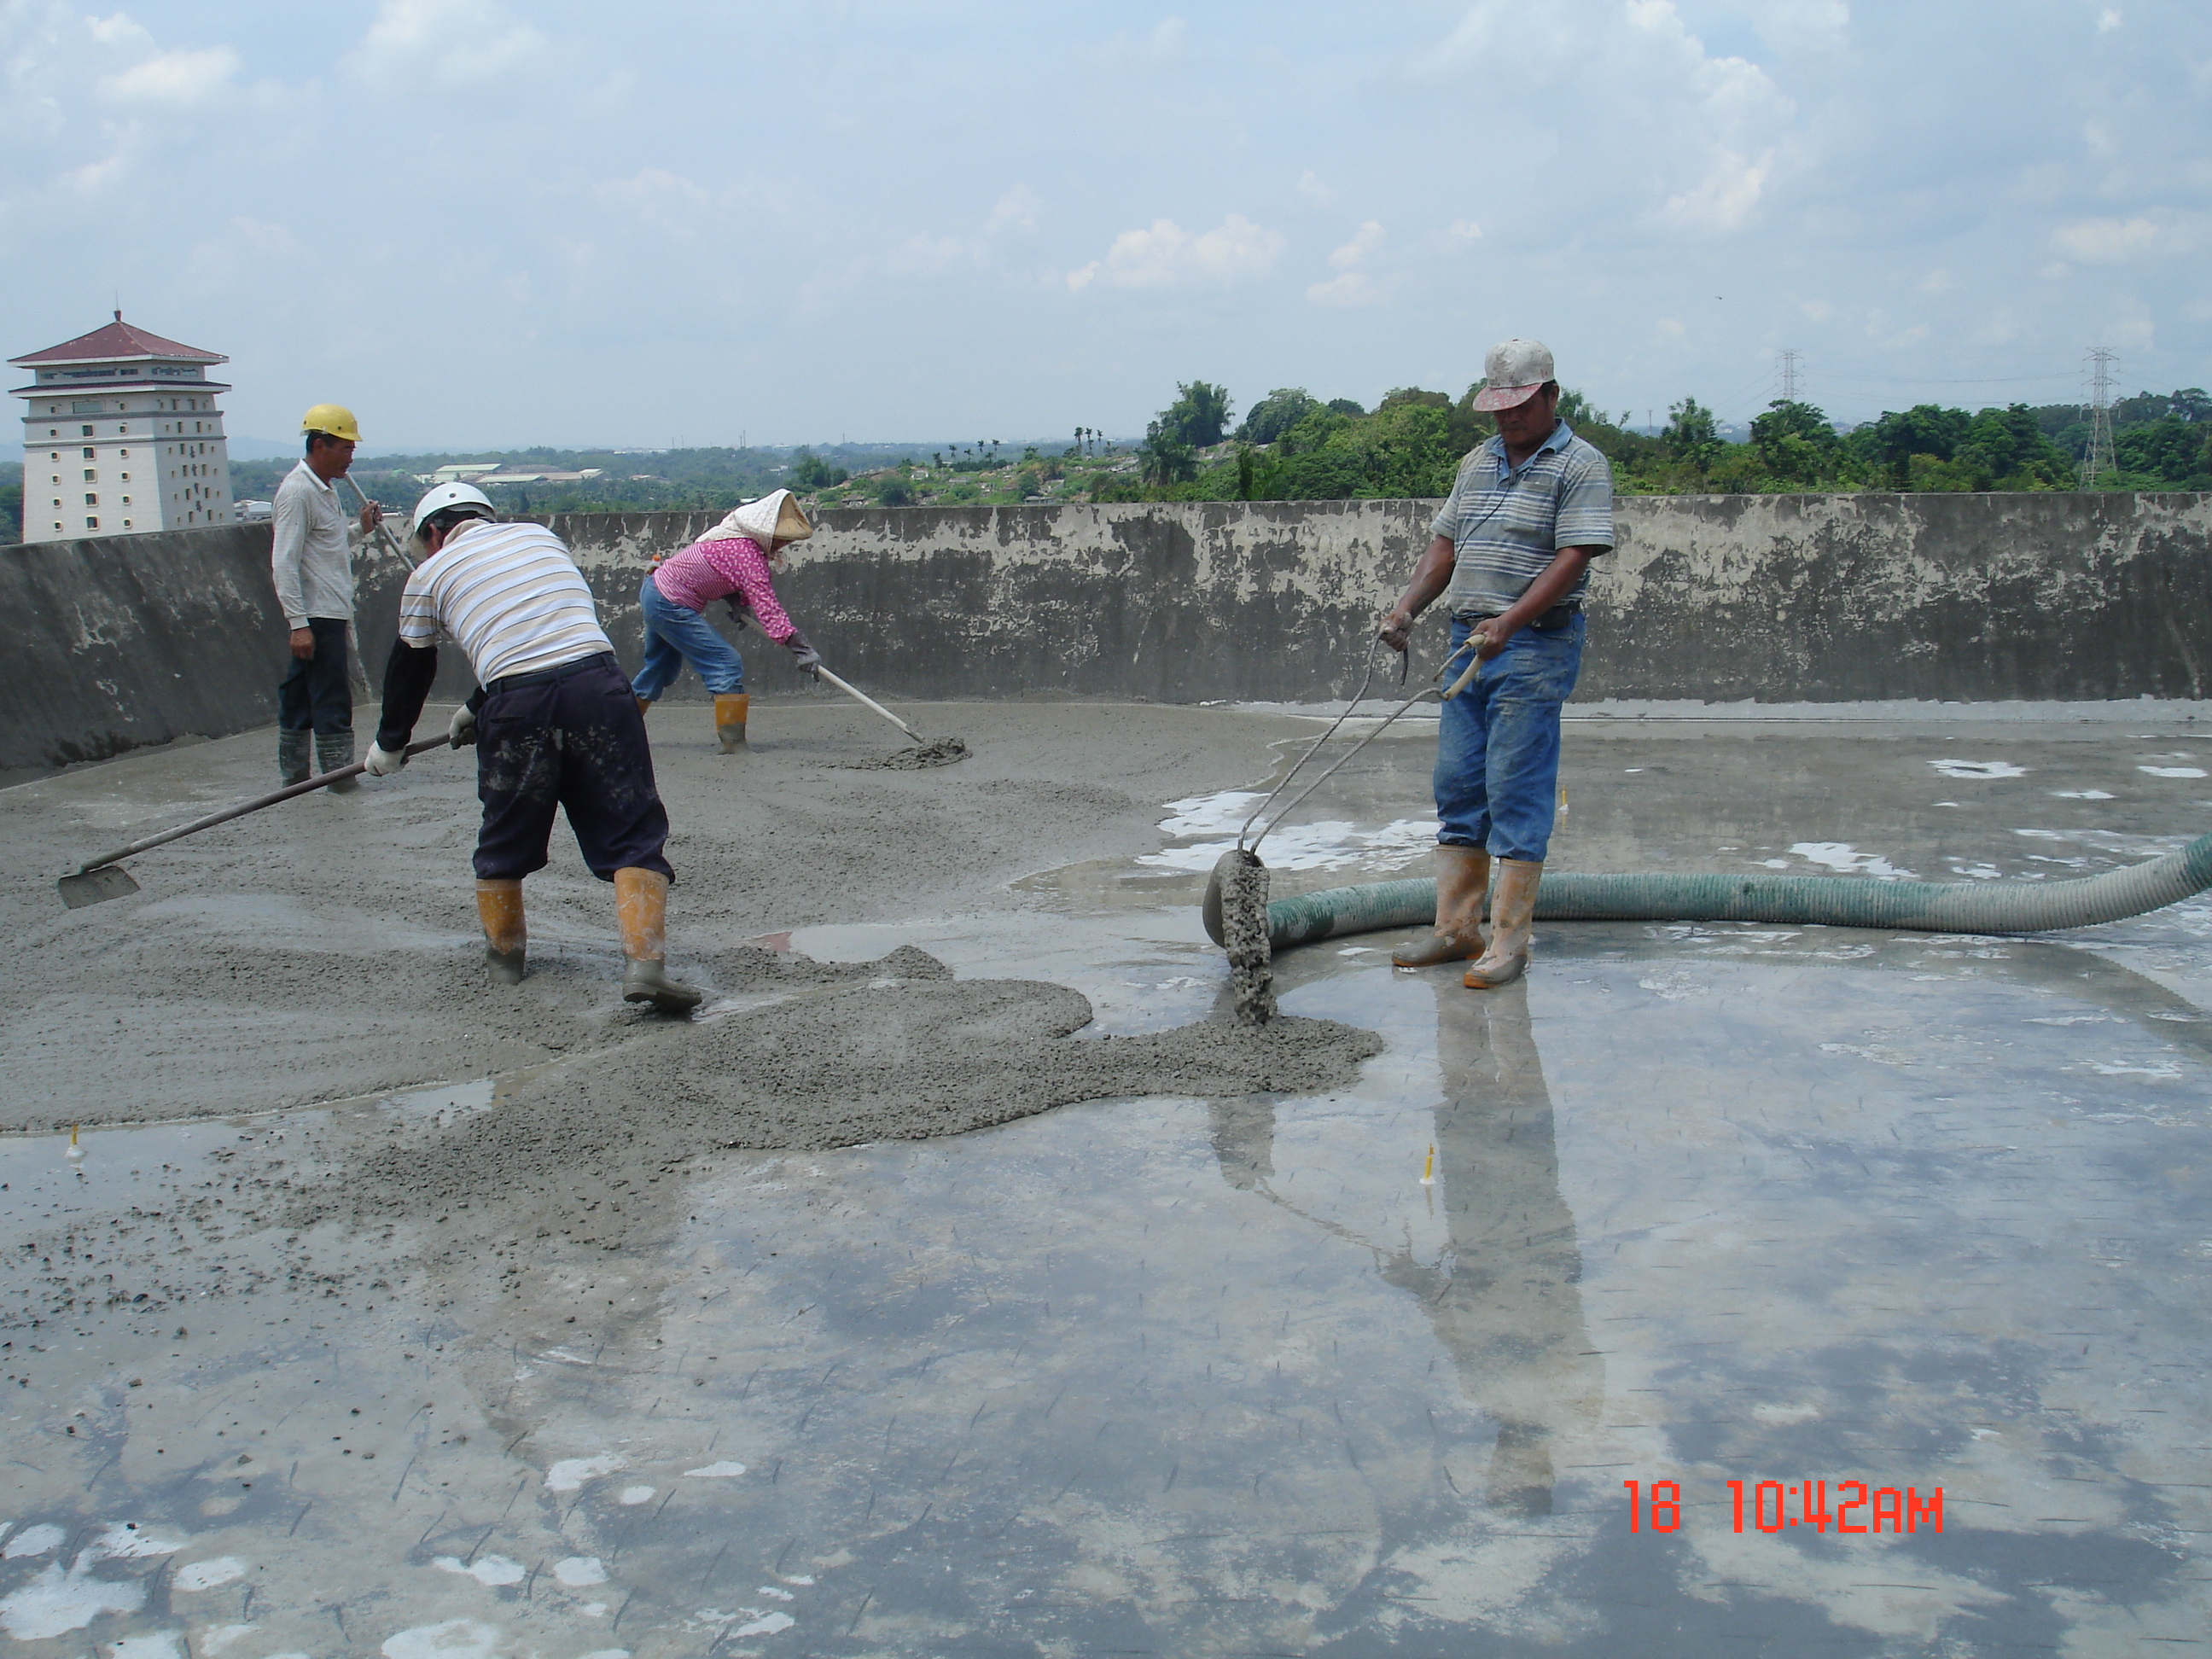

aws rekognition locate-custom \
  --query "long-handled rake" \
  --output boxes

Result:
[58,736,453,908]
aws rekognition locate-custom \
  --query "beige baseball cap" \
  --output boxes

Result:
[1472,338,1557,411]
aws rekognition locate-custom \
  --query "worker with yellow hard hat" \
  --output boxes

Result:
[270,403,384,787]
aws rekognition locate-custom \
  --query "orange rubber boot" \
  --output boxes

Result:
[614,867,701,1015]
[714,693,748,753]
[475,878,526,985]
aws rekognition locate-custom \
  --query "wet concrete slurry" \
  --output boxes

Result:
[2,707,2209,1655]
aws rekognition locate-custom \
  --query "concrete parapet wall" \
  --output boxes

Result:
[4,492,2209,772]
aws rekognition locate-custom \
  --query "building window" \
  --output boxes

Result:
[119,449,129,458]
[83,469,96,482]
[82,447,94,459]
[123,520,132,528]
[84,494,98,506]
[120,473,130,481]
[121,497,131,506]
[86,517,98,530]
[80,425,93,437]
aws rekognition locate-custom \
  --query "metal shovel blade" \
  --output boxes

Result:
[59,864,142,909]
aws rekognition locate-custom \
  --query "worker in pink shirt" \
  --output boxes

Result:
[632,489,823,751]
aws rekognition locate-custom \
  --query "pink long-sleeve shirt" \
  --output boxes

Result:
[650,537,797,640]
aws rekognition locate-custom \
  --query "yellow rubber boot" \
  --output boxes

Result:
[614,867,701,1015]
[635,696,652,718]
[714,692,749,753]
[1392,845,1492,967]
[1464,859,1541,989]
[475,878,526,985]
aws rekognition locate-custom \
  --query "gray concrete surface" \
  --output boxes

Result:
[10,492,2209,773]
[2,703,2209,1656]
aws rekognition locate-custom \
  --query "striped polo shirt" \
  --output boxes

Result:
[1432,421,1615,617]
[397,520,614,686]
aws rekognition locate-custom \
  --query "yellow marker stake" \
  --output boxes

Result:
[66,1123,84,1161]
[1420,1144,1435,1185]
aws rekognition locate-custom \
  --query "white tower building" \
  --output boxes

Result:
[9,312,233,544]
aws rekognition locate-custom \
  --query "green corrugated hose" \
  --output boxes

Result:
[1202,830,2212,951]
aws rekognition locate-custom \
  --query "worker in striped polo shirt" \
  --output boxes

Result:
[364,482,701,1016]
[1377,339,1614,991]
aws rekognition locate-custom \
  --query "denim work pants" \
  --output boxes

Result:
[277,617,352,735]
[1433,613,1584,864]
[631,574,745,701]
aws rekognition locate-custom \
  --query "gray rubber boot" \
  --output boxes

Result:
[317,731,358,793]
[278,729,312,787]
[622,958,702,1016]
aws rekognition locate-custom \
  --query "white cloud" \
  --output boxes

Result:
[1296,172,1335,206]
[1308,220,1387,306]
[1067,213,1285,292]
[1664,148,1774,230]
[1327,221,1384,269]
[2099,294,2156,352]
[987,184,1042,235]
[1447,218,1482,241]
[1097,16,1189,69]
[2051,214,2162,261]
[593,168,712,238]
[348,0,550,90]
[1742,0,1850,53]
[97,45,239,108]
[1422,0,1795,237]
[2097,7,2123,32]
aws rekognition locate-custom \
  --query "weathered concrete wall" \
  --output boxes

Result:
[0,526,283,772]
[572,493,2212,707]
[4,492,2209,771]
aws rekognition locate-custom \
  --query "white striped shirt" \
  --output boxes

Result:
[397,520,613,686]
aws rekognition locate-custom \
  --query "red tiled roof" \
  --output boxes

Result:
[9,315,226,366]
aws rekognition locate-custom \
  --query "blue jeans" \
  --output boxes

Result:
[1434,613,1583,864]
[632,574,745,700]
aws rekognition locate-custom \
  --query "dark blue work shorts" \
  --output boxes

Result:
[473,657,674,883]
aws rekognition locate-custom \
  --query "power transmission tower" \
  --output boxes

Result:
[2082,346,2117,486]
[1778,349,1802,404]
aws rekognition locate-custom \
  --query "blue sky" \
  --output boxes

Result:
[3,0,2205,450]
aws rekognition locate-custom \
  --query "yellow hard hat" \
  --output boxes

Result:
[300,403,361,443]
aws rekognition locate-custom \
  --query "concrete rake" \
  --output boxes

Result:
[58,735,454,909]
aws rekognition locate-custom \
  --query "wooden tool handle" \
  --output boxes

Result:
[73,735,453,876]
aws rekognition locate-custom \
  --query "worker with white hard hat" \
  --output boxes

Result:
[1376,339,1615,990]
[270,403,384,787]
[631,489,823,753]
[362,482,701,1016]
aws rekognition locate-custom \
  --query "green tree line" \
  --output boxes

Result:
[1095,381,2212,503]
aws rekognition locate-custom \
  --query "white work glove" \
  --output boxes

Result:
[448,705,478,748]
[364,742,409,777]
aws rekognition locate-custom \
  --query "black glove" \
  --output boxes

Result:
[725,600,753,632]
[783,627,823,678]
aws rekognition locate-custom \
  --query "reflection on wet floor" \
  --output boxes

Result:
[3,720,2211,1655]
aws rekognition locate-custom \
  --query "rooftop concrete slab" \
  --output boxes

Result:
[1,704,2207,1656]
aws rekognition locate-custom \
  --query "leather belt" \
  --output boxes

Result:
[1467,604,1580,631]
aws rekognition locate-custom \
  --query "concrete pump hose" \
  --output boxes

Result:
[1203,829,2212,951]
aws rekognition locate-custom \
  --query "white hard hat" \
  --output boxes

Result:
[411,481,496,537]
